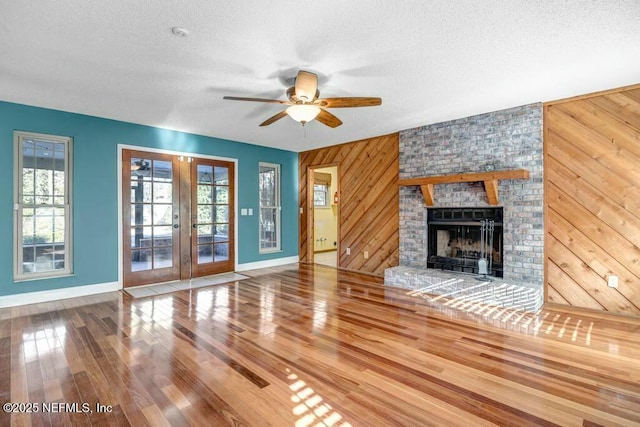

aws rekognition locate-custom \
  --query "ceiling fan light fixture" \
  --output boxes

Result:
[223,69,380,128]
[286,105,321,125]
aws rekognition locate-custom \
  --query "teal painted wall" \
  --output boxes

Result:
[0,101,299,296]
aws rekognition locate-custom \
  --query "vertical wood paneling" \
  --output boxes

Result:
[544,84,640,316]
[299,134,399,276]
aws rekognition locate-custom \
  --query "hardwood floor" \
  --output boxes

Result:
[1,263,640,426]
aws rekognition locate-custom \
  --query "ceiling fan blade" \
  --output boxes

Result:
[317,97,382,108]
[259,110,289,127]
[294,71,318,102]
[223,96,289,104]
[316,109,343,128]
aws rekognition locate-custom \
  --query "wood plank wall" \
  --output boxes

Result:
[544,84,640,316]
[299,133,399,276]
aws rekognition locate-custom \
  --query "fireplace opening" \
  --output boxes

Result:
[427,207,503,277]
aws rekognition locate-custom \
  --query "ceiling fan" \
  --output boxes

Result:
[223,70,382,128]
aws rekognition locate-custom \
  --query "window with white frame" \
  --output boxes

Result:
[14,131,73,280]
[313,171,332,207]
[313,184,329,207]
[258,162,281,253]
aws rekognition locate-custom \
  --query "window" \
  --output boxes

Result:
[14,131,72,280]
[258,163,281,253]
[313,171,332,207]
[313,184,329,207]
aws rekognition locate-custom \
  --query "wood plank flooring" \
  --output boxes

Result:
[1,263,640,426]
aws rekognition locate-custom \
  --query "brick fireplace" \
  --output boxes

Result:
[386,103,544,310]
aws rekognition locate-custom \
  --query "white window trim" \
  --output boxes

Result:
[14,131,73,281]
[259,162,281,254]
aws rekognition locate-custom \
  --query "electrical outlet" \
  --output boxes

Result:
[346,248,350,255]
[607,274,619,288]
[364,251,369,259]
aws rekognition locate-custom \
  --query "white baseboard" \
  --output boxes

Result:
[0,281,121,309]
[0,256,300,308]
[236,256,299,272]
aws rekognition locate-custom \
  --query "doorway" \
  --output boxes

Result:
[122,149,235,287]
[310,165,339,268]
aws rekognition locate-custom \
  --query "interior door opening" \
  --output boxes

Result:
[122,149,235,287]
[308,165,339,268]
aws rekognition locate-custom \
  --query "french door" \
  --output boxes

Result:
[122,149,234,287]
[191,158,235,277]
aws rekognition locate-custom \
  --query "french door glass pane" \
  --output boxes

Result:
[131,158,151,179]
[197,165,213,183]
[131,205,152,226]
[153,183,172,202]
[196,164,229,266]
[153,160,172,181]
[214,243,229,261]
[215,187,228,203]
[215,206,229,223]
[130,157,174,272]
[197,185,212,204]
[154,247,173,268]
[153,226,172,246]
[215,224,229,241]
[198,245,213,263]
[131,182,152,203]
[198,205,213,223]
[214,167,229,184]
[131,227,152,249]
[132,249,152,272]
[153,204,172,225]
[197,225,213,244]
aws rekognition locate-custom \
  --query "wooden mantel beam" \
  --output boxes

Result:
[399,169,529,206]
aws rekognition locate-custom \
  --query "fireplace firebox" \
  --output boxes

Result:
[427,207,503,277]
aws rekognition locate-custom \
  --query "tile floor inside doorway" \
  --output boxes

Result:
[314,250,337,268]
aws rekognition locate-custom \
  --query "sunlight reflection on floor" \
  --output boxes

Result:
[286,368,351,427]
[409,291,595,346]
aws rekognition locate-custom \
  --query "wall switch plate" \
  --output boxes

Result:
[299,207,304,214]
[346,248,350,255]
[241,208,247,216]
[248,208,253,215]
[607,274,619,288]
[364,251,369,259]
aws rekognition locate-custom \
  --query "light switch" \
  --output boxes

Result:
[241,208,247,216]
[248,208,253,215]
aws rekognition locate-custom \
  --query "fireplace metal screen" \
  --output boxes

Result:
[427,207,503,277]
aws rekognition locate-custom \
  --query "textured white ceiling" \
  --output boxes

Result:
[1,1,639,152]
